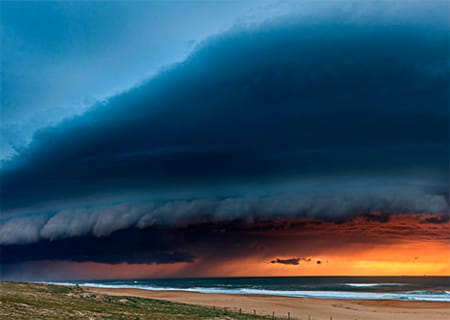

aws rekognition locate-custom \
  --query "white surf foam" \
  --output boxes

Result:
[344,283,403,287]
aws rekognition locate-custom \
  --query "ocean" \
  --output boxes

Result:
[48,276,450,302]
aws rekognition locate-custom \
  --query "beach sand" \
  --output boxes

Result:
[86,286,450,320]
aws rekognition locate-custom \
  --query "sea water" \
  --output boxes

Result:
[47,276,450,302]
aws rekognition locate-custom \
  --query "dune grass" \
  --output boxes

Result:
[0,281,280,319]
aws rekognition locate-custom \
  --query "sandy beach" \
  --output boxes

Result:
[85,286,450,320]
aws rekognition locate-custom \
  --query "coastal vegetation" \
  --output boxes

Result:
[0,282,277,320]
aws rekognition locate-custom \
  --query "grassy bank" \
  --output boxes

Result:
[0,282,277,320]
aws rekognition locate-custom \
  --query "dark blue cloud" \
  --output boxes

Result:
[0,227,194,265]
[1,194,447,247]
[1,9,448,212]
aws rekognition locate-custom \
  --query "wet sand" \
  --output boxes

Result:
[86,286,450,320]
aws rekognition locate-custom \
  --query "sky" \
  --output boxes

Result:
[0,1,449,280]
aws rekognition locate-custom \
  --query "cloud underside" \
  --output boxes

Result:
[2,212,449,268]
[1,193,449,246]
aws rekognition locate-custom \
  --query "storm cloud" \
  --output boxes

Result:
[1,192,447,246]
[1,227,195,265]
[1,6,448,212]
[1,3,449,280]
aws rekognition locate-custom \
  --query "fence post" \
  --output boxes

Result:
[288,311,290,319]
[239,308,241,314]
[272,311,275,319]
[254,309,256,315]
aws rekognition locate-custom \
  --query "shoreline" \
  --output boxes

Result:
[48,279,450,302]
[84,286,450,320]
